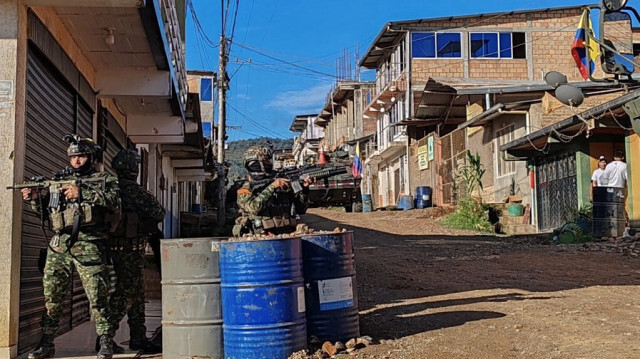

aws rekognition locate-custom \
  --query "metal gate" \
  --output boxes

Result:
[536,152,578,231]
[20,44,94,352]
[438,128,467,205]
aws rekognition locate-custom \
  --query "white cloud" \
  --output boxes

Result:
[265,82,333,114]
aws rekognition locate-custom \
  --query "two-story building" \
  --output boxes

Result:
[358,5,631,218]
[0,0,206,356]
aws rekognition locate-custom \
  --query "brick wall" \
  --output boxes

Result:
[411,59,464,81]
[407,8,592,82]
[468,59,528,79]
[530,91,625,130]
[363,117,377,137]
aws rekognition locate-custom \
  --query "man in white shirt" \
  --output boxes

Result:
[600,150,627,188]
[591,156,607,187]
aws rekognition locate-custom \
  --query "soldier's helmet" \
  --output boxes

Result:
[112,149,140,178]
[63,134,101,160]
[243,145,273,173]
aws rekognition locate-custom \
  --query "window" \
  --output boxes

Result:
[200,77,213,101]
[470,32,526,59]
[412,32,461,58]
[495,124,516,177]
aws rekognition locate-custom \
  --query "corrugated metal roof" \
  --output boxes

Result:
[502,89,640,153]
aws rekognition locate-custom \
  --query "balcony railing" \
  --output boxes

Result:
[364,71,407,110]
[159,0,188,112]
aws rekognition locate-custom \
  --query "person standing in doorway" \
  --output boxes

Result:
[105,149,165,354]
[22,135,120,359]
[600,150,627,188]
[590,156,607,199]
[591,156,607,187]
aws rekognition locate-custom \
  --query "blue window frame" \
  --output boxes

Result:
[412,32,461,58]
[412,32,436,58]
[200,77,213,101]
[437,33,461,58]
[499,33,512,58]
[470,32,514,59]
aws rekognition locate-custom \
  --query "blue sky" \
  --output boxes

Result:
[186,0,591,141]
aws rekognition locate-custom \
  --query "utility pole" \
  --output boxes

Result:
[216,22,228,231]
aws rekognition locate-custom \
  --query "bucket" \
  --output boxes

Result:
[362,194,373,213]
[593,187,626,237]
[301,232,359,343]
[219,238,307,359]
[507,204,524,217]
[414,186,433,209]
[397,195,414,210]
[161,238,224,359]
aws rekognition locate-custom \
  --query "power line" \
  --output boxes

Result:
[227,103,288,139]
[188,0,219,49]
[234,42,338,78]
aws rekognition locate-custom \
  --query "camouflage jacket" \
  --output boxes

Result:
[30,170,121,239]
[235,180,308,234]
[115,178,165,238]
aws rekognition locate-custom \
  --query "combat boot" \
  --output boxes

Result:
[129,337,162,354]
[28,335,55,359]
[94,336,124,354]
[97,335,113,359]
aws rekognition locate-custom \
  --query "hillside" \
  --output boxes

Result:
[226,137,293,180]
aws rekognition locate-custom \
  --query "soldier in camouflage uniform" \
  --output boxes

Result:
[21,135,120,359]
[233,145,312,236]
[105,149,165,353]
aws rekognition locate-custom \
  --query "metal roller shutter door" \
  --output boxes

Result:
[19,48,95,353]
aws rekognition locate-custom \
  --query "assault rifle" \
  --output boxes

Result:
[250,165,348,194]
[6,167,106,210]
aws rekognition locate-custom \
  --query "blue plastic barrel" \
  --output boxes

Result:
[415,186,433,209]
[397,195,414,210]
[192,203,203,213]
[301,232,359,343]
[362,194,373,213]
[219,238,307,359]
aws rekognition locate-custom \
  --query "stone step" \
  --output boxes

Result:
[499,215,528,225]
[501,224,537,235]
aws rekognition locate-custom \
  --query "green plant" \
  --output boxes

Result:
[442,197,493,232]
[457,151,486,198]
[443,153,492,232]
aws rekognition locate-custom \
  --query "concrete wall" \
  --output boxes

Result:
[0,1,26,357]
[490,114,530,204]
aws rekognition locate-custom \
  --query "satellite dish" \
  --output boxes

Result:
[555,85,584,106]
[602,0,628,12]
[544,71,568,88]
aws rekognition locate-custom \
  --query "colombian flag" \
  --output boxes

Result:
[571,9,600,80]
[352,142,362,178]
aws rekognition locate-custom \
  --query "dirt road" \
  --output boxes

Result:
[302,208,640,359]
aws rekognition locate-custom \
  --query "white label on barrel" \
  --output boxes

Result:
[297,286,306,313]
[318,277,354,311]
[422,194,430,201]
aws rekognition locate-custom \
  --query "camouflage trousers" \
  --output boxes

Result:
[108,247,147,340]
[41,234,114,336]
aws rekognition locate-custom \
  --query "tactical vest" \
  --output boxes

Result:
[50,202,96,232]
[256,191,297,230]
[48,174,106,232]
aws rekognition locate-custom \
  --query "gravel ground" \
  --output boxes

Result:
[300,207,640,359]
